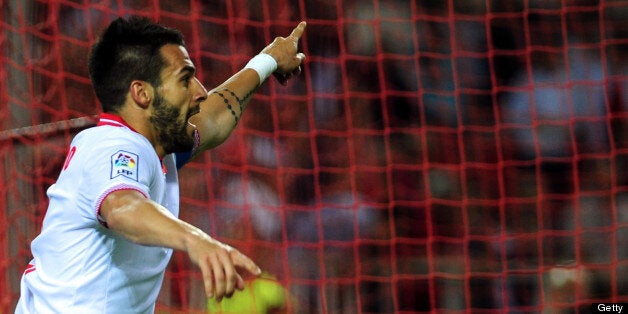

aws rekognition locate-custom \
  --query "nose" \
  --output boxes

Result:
[192,77,208,104]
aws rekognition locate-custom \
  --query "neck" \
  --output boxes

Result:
[100,112,166,157]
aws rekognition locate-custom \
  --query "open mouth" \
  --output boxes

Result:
[186,107,200,129]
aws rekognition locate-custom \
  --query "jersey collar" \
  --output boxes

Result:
[97,113,168,174]
[97,113,140,134]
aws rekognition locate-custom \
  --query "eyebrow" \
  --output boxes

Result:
[177,65,196,77]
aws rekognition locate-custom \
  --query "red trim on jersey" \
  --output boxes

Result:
[97,113,167,174]
[24,263,36,274]
[97,113,140,134]
[96,185,149,229]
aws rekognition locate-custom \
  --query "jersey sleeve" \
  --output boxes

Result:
[68,128,159,226]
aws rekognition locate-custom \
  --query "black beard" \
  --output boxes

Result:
[150,93,194,154]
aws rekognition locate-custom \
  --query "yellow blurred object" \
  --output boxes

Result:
[207,272,294,314]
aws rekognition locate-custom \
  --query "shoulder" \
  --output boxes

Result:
[69,126,160,172]
[77,125,148,144]
[74,125,152,152]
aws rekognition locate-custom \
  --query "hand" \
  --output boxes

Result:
[186,234,261,301]
[261,21,307,85]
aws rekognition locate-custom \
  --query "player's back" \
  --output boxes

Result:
[15,121,177,314]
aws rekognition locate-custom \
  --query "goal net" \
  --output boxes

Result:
[1,0,627,313]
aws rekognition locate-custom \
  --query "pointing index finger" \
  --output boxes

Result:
[289,21,307,40]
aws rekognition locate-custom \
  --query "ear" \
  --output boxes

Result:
[129,80,154,109]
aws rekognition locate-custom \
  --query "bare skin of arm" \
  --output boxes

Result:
[189,21,307,153]
[100,190,259,301]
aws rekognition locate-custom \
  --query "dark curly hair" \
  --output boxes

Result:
[88,16,185,113]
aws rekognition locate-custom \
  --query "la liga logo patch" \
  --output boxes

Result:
[110,150,139,181]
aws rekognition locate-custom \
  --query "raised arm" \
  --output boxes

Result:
[188,21,306,155]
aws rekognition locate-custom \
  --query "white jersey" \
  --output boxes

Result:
[16,114,181,314]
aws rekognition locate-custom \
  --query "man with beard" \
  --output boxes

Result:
[15,16,306,313]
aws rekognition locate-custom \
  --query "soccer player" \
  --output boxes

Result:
[15,16,306,313]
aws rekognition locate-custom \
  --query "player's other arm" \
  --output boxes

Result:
[188,21,306,155]
[99,189,260,301]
